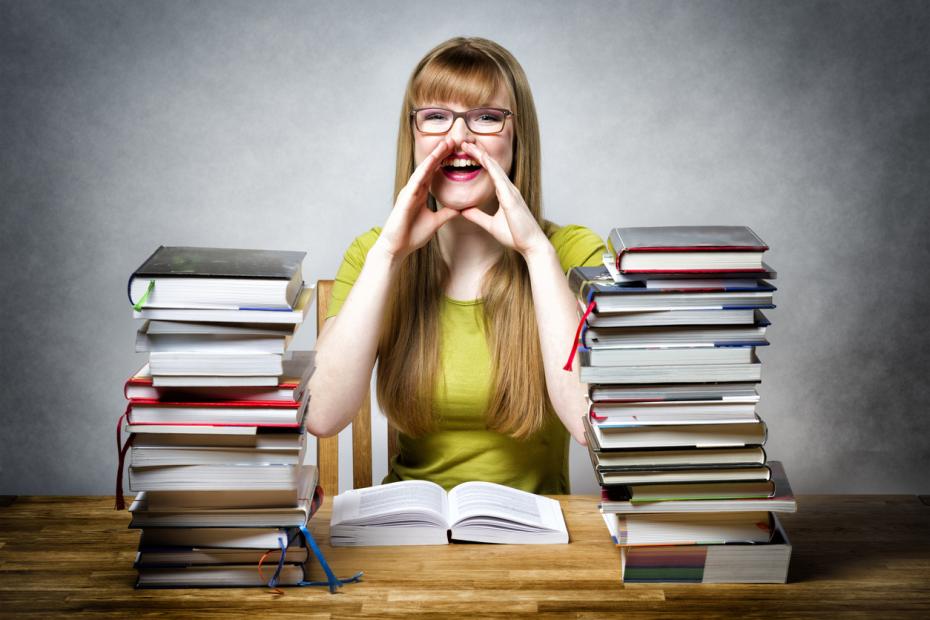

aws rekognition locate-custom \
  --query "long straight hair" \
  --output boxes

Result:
[377,37,552,439]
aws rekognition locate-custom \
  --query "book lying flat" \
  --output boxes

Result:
[142,487,311,511]
[128,246,306,309]
[128,427,304,449]
[618,515,791,583]
[124,353,315,400]
[136,564,308,588]
[602,254,778,282]
[129,476,321,528]
[148,352,284,376]
[127,398,307,426]
[582,320,769,349]
[585,306,758,328]
[587,446,767,471]
[134,546,309,567]
[133,286,314,325]
[590,400,758,419]
[129,463,307,492]
[584,414,767,451]
[609,479,776,503]
[599,461,796,514]
[603,511,774,546]
[130,444,305,467]
[136,320,293,354]
[330,480,568,546]
[569,266,775,312]
[588,382,759,404]
[139,526,303,549]
[581,345,758,367]
[607,226,768,274]
[595,465,772,487]
[580,351,762,384]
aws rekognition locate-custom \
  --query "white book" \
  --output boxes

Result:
[151,374,280,387]
[134,547,309,567]
[588,383,759,403]
[584,325,768,348]
[598,465,772,486]
[582,346,755,367]
[330,480,568,546]
[128,399,307,426]
[585,306,757,328]
[603,511,773,546]
[580,356,762,384]
[136,565,307,588]
[148,351,283,376]
[585,415,766,450]
[591,400,758,414]
[591,447,767,470]
[129,463,305,492]
[129,428,303,449]
[139,527,300,549]
[592,291,773,313]
[130,445,304,467]
[136,320,293,354]
[133,287,313,324]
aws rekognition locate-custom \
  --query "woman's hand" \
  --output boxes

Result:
[375,136,460,260]
[459,141,551,260]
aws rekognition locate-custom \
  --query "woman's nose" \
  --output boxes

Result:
[448,117,474,145]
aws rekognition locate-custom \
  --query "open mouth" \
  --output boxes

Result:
[440,155,482,181]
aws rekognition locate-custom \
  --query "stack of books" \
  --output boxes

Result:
[118,246,323,588]
[568,226,796,584]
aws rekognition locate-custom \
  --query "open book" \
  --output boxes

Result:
[329,480,569,546]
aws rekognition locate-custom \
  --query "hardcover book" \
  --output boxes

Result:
[128,246,306,309]
[616,515,791,583]
[607,226,769,274]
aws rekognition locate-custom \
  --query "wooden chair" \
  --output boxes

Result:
[314,280,398,494]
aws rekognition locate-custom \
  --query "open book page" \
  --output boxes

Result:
[330,480,449,527]
[447,481,567,534]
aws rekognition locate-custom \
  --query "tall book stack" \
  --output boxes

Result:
[567,226,796,584]
[117,246,325,588]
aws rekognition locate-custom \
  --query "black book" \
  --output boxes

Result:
[128,246,306,310]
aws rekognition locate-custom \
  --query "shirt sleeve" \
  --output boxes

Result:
[325,227,382,319]
[546,223,607,272]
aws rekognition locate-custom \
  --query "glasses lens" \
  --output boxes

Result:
[466,108,506,134]
[416,108,453,133]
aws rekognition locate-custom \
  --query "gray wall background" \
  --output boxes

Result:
[2,0,929,495]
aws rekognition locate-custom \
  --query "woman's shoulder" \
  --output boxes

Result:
[347,227,383,254]
[543,221,606,271]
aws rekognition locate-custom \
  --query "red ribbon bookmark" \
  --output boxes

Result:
[563,296,597,371]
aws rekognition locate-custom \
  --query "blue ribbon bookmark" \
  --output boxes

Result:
[297,524,363,593]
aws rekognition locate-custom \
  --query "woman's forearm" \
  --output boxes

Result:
[523,243,589,445]
[305,241,399,437]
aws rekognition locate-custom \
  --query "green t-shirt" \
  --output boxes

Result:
[326,222,605,494]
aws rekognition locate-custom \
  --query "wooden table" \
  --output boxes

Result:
[1,495,928,618]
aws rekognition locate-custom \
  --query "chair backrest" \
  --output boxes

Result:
[315,280,398,494]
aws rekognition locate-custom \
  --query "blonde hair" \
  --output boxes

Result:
[377,37,552,439]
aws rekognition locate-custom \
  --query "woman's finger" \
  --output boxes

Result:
[409,136,455,190]
[462,141,512,192]
[459,206,495,232]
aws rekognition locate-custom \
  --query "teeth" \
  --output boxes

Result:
[442,157,480,168]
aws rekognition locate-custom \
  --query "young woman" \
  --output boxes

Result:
[306,37,605,494]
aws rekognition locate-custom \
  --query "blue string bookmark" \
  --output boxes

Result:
[297,524,363,593]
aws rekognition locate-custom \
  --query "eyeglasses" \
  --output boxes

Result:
[410,107,514,135]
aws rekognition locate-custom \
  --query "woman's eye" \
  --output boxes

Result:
[475,111,503,123]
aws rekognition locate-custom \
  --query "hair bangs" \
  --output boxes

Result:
[412,47,511,108]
